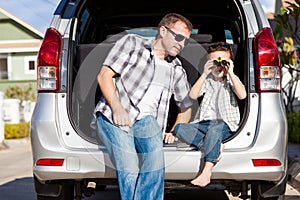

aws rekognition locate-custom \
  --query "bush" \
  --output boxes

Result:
[287,111,300,143]
[5,84,37,102]
[4,122,30,139]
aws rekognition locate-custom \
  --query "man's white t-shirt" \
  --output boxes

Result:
[137,55,172,120]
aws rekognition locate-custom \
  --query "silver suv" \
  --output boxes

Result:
[31,0,288,199]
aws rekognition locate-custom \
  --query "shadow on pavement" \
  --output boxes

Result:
[1,177,299,200]
[0,177,36,200]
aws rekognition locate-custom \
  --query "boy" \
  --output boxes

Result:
[171,42,247,187]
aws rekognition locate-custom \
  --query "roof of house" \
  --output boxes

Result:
[0,6,44,38]
[0,6,43,53]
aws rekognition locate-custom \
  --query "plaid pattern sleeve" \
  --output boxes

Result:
[172,65,193,109]
[103,34,154,106]
[102,34,135,74]
[92,34,155,131]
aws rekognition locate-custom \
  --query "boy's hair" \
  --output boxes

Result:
[158,13,193,32]
[207,42,234,60]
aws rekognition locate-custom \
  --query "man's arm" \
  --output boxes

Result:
[163,107,191,144]
[98,66,132,127]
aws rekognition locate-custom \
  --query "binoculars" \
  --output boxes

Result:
[213,57,229,68]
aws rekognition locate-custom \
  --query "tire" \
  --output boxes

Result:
[37,181,75,200]
[251,183,284,200]
[96,185,107,191]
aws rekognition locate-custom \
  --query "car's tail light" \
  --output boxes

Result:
[36,158,64,166]
[37,28,62,92]
[252,159,281,167]
[253,27,281,92]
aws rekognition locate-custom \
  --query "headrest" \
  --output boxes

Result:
[190,34,213,43]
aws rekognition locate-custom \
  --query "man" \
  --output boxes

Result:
[93,13,193,200]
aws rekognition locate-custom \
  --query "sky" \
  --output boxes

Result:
[0,0,61,33]
[0,0,276,34]
[259,0,276,13]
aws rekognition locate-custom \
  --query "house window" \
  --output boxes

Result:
[29,60,35,70]
[24,56,37,74]
[0,54,8,79]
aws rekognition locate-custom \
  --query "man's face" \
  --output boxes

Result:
[162,21,191,57]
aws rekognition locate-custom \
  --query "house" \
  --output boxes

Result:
[0,6,43,92]
[0,6,43,127]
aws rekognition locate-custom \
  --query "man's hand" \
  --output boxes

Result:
[98,66,133,127]
[112,105,132,127]
[163,133,178,144]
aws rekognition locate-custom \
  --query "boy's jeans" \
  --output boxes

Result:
[174,120,231,163]
[96,113,164,200]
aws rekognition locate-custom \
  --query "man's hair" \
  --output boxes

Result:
[207,42,234,60]
[158,13,193,32]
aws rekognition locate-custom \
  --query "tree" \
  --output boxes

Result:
[273,0,300,112]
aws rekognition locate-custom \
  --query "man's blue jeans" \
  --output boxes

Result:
[96,113,165,200]
[174,120,232,163]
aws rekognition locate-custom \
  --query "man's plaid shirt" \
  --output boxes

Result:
[92,34,192,132]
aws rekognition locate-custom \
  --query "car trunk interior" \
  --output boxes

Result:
[68,0,248,145]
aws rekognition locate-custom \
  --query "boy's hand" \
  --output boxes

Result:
[226,59,234,75]
[163,133,178,144]
[203,60,214,76]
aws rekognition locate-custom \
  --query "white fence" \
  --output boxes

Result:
[0,91,35,142]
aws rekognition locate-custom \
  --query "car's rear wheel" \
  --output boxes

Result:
[251,183,284,200]
[36,181,75,200]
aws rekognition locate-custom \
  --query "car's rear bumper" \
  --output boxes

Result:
[31,94,287,183]
[31,138,286,183]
